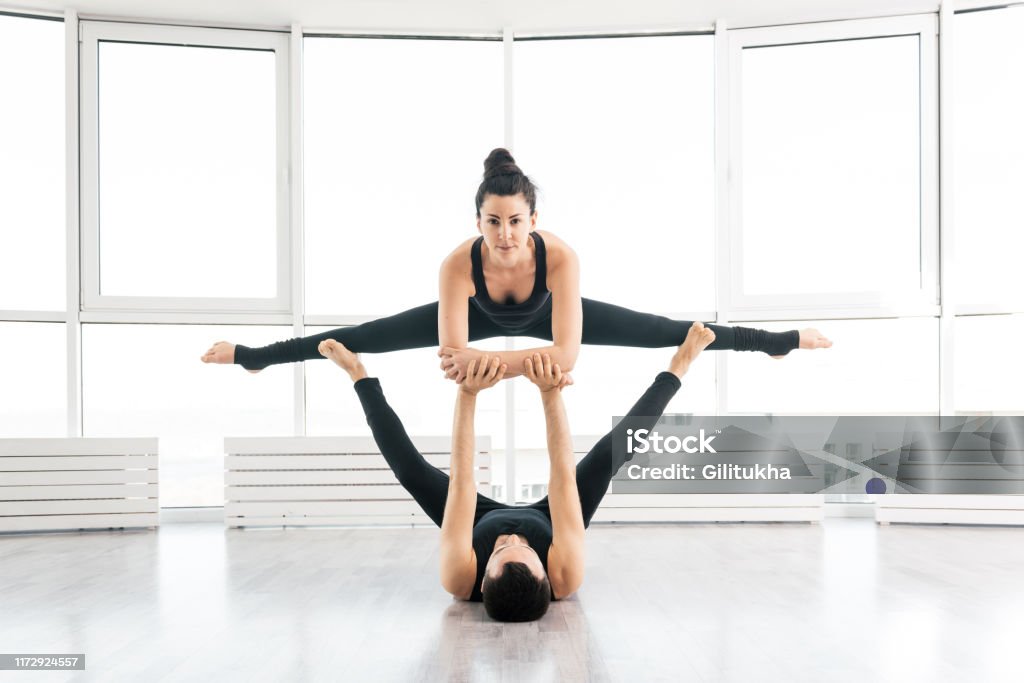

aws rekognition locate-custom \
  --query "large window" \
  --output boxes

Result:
[303,37,503,317]
[730,17,937,314]
[953,7,1024,311]
[727,318,939,415]
[954,314,1024,414]
[514,35,716,315]
[0,14,65,312]
[79,22,291,312]
[0,322,67,437]
[10,12,1023,511]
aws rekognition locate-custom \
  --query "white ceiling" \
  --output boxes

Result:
[1,0,1000,35]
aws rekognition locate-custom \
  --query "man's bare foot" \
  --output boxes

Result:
[318,339,367,382]
[668,322,716,378]
[770,328,833,360]
[200,341,262,374]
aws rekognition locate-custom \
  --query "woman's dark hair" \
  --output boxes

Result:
[481,561,552,622]
[475,148,538,218]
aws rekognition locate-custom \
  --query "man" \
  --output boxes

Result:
[317,321,716,621]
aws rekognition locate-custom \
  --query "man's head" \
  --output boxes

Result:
[481,535,551,622]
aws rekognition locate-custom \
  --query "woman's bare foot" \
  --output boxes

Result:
[200,341,262,374]
[770,328,833,359]
[318,339,367,382]
[668,322,716,378]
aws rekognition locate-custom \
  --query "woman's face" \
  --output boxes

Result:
[476,193,537,264]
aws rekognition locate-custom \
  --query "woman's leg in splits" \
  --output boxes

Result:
[324,340,506,526]
[518,297,805,356]
[228,302,506,371]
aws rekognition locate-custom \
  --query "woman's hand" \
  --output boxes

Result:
[438,346,485,384]
[524,352,573,393]
[459,355,507,395]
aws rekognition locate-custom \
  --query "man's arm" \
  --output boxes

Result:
[438,388,480,599]
[525,354,586,599]
[438,357,507,599]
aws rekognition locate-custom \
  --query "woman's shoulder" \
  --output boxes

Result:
[534,230,578,270]
[440,237,478,274]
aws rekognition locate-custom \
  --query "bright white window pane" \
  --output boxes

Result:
[82,325,294,506]
[303,38,503,315]
[97,42,277,298]
[741,37,921,295]
[953,8,1024,307]
[0,15,65,310]
[514,342,716,452]
[728,318,938,414]
[954,314,1024,413]
[305,328,507,445]
[515,36,715,313]
[0,322,66,436]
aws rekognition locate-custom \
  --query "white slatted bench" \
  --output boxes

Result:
[224,436,491,528]
[569,436,825,523]
[876,495,1024,525]
[0,438,159,533]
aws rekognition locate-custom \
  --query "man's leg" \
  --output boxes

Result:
[353,377,507,527]
[572,371,682,527]
[530,322,716,526]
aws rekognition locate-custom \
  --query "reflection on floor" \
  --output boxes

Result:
[2,518,1022,682]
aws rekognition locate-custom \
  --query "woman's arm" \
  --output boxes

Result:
[438,356,507,599]
[438,242,476,352]
[439,236,583,382]
[525,353,586,599]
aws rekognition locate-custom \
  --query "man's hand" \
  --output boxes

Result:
[524,352,573,393]
[459,355,507,395]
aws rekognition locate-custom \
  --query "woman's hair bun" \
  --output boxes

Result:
[475,147,538,216]
[483,148,521,178]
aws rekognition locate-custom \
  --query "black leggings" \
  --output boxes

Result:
[234,298,798,370]
[353,371,681,528]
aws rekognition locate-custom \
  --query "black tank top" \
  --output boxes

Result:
[469,231,553,335]
[469,507,554,602]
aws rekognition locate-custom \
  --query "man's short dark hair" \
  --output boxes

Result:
[481,561,551,622]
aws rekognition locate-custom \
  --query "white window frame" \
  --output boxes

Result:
[79,21,292,314]
[726,15,939,320]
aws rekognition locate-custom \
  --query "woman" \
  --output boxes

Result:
[201,149,831,378]
[317,321,717,621]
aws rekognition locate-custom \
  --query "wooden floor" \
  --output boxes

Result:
[2,518,1023,682]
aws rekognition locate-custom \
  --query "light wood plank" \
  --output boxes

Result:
[0,455,157,472]
[224,435,489,455]
[0,512,157,532]
[0,469,159,485]
[0,484,158,501]
[590,507,823,522]
[225,469,488,486]
[0,498,158,516]
[0,437,158,456]
[225,500,424,516]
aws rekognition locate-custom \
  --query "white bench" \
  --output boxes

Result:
[0,438,159,533]
[224,436,491,528]
[876,495,1024,525]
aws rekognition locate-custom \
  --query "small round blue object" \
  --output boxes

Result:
[865,478,886,494]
